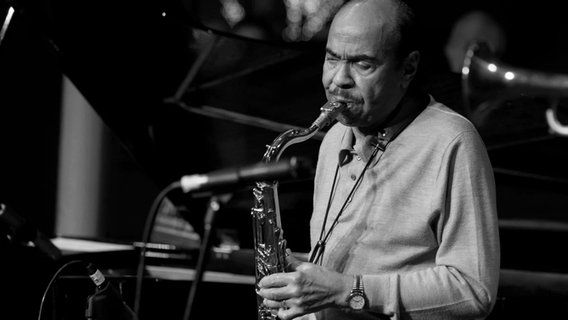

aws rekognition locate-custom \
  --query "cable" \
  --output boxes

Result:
[133,181,181,317]
[37,182,183,320]
[37,260,87,320]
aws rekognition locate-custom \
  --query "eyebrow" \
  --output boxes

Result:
[325,48,379,63]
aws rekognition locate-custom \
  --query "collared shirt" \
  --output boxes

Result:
[338,121,401,166]
[310,97,500,320]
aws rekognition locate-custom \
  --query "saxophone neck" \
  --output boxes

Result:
[262,101,346,162]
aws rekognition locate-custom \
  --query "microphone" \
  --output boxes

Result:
[86,263,138,320]
[180,156,313,193]
[0,203,62,260]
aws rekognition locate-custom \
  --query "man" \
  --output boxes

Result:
[257,0,500,319]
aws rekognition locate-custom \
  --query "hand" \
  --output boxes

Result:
[257,253,352,320]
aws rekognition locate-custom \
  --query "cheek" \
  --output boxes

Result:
[359,71,397,102]
[321,67,333,88]
[358,79,381,103]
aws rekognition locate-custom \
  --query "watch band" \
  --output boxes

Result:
[354,274,363,290]
[347,274,367,310]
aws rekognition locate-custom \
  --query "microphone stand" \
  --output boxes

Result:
[182,194,230,320]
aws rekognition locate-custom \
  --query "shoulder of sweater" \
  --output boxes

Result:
[398,100,488,152]
[417,101,480,136]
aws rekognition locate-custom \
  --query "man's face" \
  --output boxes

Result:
[322,0,406,128]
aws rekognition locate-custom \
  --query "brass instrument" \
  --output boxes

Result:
[251,101,346,320]
[461,42,568,136]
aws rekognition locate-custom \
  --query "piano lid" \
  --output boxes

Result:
[9,0,328,188]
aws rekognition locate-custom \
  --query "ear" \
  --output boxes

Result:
[401,50,420,89]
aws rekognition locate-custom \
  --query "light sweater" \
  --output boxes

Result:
[310,97,500,320]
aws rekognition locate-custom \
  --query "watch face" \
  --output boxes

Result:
[349,294,366,310]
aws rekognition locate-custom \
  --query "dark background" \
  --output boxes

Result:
[1,0,568,319]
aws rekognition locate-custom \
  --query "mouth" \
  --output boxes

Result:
[328,93,361,107]
[329,98,359,111]
[330,95,354,102]
[326,90,363,110]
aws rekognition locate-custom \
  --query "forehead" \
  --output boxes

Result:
[327,0,397,56]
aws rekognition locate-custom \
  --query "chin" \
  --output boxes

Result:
[336,107,365,126]
[336,116,359,127]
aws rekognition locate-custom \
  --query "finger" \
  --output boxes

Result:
[263,298,285,309]
[286,251,302,270]
[258,273,290,288]
[258,287,291,301]
[278,305,303,320]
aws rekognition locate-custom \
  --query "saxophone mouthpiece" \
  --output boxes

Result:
[312,101,347,129]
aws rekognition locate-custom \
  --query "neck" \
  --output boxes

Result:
[355,92,427,138]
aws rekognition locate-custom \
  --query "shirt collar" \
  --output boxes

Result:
[336,94,431,166]
[337,116,414,166]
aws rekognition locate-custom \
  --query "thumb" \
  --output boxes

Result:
[285,249,302,270]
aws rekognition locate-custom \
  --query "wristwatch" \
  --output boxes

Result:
[346,275,367,311]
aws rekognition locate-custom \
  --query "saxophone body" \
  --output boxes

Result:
[251,101,346,320]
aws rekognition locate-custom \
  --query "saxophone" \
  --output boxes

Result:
[251,100,346,320]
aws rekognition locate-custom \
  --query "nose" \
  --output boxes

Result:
[332,62,354,89]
